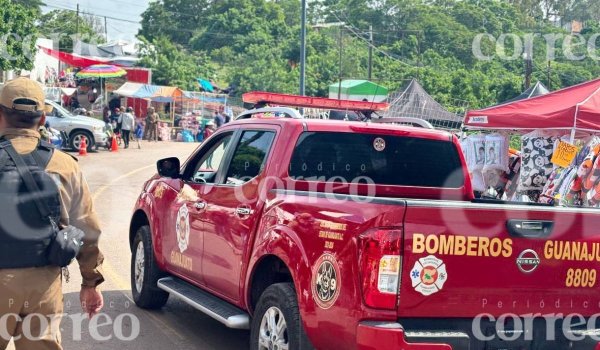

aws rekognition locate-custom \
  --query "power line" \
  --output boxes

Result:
[329,11,415,68]
[44,0,143,18]
[44,3,141,24]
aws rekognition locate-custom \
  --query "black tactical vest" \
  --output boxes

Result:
[0,139,61,268]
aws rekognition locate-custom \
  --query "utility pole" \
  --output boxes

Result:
[76,4,80,39]
[104,16,108,42]
[338,27,343,100]
[368,25,373,81]
[547,61,552,90]
[299,0,307,96]
[524,52,532,89]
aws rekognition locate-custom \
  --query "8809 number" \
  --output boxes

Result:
[565,268,596,288]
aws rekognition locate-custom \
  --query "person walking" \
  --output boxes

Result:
[119,107,135,149]
[213,111,224,128]
[0,77,104,350]
[145,107,159,141]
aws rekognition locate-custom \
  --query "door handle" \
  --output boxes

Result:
[506,220,553,238]
[194,201,206,210]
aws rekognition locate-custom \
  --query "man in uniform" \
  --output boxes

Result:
[0,77,104,349]
[145,107,159,142]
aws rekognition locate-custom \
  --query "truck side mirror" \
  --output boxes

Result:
[157,157,181,178]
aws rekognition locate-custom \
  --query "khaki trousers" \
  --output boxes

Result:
[0,267,62,350]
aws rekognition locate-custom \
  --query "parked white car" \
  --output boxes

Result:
[45,100,108,151]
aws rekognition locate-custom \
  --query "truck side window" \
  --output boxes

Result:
[289,132,464,188]
[188,133,233,184]
[224,130,275,185]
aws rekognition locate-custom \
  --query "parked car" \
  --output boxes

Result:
[129,108,600,349]
[45,100,107,151]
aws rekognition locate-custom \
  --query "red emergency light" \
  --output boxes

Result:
[242,91,389,112]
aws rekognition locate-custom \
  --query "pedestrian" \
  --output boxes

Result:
[135,119,144,143]
[119,107,135,149]
[204,121,216,140]
[70,95,80,110]
[87,86,97,104]
[204,121,216,167]
[213,111,224,128]
[145,107,159,141]
[108,93,121,111]
[102,105,110,123]
[0,77,104,349]
[224,112,231,124]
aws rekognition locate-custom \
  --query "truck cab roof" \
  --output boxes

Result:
[232,115,454,142]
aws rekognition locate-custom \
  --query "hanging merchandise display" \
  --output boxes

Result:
[482,134,509,172]
[461,134,486,192]
[564,138,600,206]
[497,150,522,200]
[518,130,559,192]
[471,169,486,193]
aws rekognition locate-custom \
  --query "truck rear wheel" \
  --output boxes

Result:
[131,225,169,309]
[250,283,313,350]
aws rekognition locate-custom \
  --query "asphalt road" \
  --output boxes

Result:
[9,141,250,349]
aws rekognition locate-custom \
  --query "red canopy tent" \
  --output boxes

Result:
[465,78,600,141]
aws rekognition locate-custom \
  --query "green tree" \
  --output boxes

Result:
[137,36,214,90]
[0,0,39,70]
[136,0,600,107]
[38,10,105,52]
[139,0,211,46]
[12,0,44,14]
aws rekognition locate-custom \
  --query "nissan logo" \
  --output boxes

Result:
[516,249,540,273]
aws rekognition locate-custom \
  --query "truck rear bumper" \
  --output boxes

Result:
[356,321,453,350]
[356,319,600,350]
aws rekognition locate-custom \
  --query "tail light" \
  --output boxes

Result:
[358,228,403,310]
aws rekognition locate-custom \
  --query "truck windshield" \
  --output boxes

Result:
[289,132,464,188]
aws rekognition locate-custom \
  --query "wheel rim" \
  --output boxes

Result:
[258,306,288,350]
[134,240,145,293]
[72,134,87,149]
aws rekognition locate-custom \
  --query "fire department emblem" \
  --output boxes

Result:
[373,137,386,152]
[410,255,447,296]
[312,253,341,309]
[176,205,190,253]
[153,183,166,199]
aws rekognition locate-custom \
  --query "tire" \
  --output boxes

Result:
[70,130,94,152]
[250,283,313,350]
[131,225,169,309]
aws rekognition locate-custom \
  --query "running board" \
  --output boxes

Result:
[157,277,250,330]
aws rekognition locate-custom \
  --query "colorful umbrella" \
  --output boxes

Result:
[77,65,127,113]
[76,64,127,78]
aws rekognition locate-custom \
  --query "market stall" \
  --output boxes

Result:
[501,81,549,104]
[385,79,464,130]
[114,82,201,141]
[328,79,388,102]
[462,78,600,207]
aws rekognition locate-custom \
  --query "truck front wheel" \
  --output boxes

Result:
[131,225,169,309]
[250,283,313,350]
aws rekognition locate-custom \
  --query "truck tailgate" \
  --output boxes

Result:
[400,200,600,318]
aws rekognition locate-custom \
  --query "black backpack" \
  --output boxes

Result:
[0,139,61,268]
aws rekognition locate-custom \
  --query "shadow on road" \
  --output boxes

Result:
[60,290,250,350]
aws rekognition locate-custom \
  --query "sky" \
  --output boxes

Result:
[43,0,151,45]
